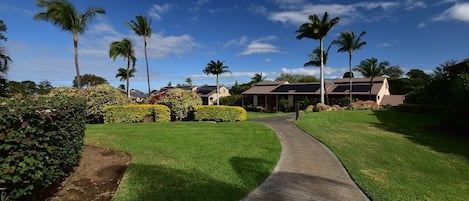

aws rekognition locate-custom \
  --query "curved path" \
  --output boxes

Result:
[242,114,369,201]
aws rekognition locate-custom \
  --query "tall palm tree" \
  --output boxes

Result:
[332,31,367,104]
[115,67,136,91]
[34,0,105,88]
[185,77,192,86]
[251,73,265,84]
[203,60,231,105]
[296,12,340,104]
[126,15,152,94]
[354,57,388,99]
[109,38,136,98]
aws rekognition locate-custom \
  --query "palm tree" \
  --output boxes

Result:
[251,73,265,84]
[115,67,136,91]
[296,12,340,104]
[304,44,332,67]
[185,77,192,86]
[109,38,136,98]
[332,31,367,104]
[203,60,231,105]
[126,15,152,95]
[354,57,389,99]
[34,0,105,88]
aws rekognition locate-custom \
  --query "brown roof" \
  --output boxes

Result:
[327,83,384,95]
[380,95,405,106]
[255,81,289,86]
[333,77,386,84]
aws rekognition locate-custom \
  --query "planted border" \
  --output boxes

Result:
[193,105,247,122]
[103,104,171,123]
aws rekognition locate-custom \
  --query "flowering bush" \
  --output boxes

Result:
[85,84,129,123]
[155,88,202,121]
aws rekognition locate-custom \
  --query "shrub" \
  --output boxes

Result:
[85,84,128,124]
[220,95,242,106]
[47,86,86,98]
[304,105,314,113]
[155,88,202,121]
[314,103,332,112]
[279,98,293,112]
[0,96,86,200]
[193,105,247,122]
[350,100,379,110]
[103,104,170,123]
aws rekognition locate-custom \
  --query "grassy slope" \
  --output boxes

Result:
[247,111,291,120]
[85,122,280,201]
[296,110,469,201]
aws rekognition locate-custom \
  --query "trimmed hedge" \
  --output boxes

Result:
[103,104,171,123]
[193,105,247,122]
[0,96,86,200]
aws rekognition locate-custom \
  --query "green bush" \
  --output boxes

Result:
[0,96,86,200]
[155,88,202,121]
[220,94,242,106]
[85,84,128,124]
[103,104,171,123]
[193,105,247,122]
[279,98,293,112]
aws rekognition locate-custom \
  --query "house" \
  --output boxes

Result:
[195,85,230,105]
[242,77,398,110]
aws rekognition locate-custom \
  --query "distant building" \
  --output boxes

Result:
[445,58,469,75]
[194,85,231,105]
[242,77,402,110]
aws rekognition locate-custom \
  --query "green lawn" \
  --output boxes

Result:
[247,111,291,120]
[85,121,280,201]
[296,110,469,201]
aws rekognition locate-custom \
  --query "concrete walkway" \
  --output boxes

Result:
[242,114,369,201]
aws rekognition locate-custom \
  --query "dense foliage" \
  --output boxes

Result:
[155,88,202,121]
[103,104,171,123]
[85,84,129,123]
[72,74,108,88]
[0,96,86,200]
[219,94,242,106]
[193,105,247,122]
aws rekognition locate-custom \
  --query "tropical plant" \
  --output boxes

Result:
[115,67,137,91]
[72,73,108,88]
[354,57,389,99]
[296,12,340,104]
[109,38,136,98]
[433,59,456,79]
[85,84,128,123]
[185,77,192,86]
[332,30,367,104]
[127,15,152,94]
[203,60,231,105]
[37,80,53,95]
[275,73,318,83]
[384,65,404,78]
[34,0,105,88]
[304,44,332,67]
[251,73,265,84]
[155,88,202,121]
[343,71,354,78]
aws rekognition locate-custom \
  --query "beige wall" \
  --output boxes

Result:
[375,78,391,105]
[207,86,231,105]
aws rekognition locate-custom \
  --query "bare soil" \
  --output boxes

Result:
[47,145,131,201]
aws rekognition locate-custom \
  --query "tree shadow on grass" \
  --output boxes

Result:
[124,160,271,201]
[371,110,469,159]
[230,157,275,188]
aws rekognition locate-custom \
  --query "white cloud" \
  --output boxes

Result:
[223,36,248,47]
[280,67,343,77]
[268,2,399,25]
[377,43,392,48]
[239,36,283,55]
[248,4,267,15]
[434,3,469,22]
[148,4,172,21]
[404,0,427,10]
[418,22,426,28]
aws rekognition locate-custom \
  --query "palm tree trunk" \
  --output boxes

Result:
[73,33,81,88]
[144,38,151,95]
[348,51,352,104]
[216,74,219,106]
[319,38,325,104]
[369,77,373,100]
[126,59,130,99]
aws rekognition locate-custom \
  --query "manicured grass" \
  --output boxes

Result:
[247,111,291,119]
[85,121,280,201]
[296,110,469,201]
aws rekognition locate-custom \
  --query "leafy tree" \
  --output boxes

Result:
[343,71,354,78]
[21,80,38,94]
[127,15,152,95]
[384,65,404,78]
[354,57,389,98]
[406,69,431,90]
[275,73,318,83]
[296,12,339,103]
[38,80,53,94]
[203,60,231,105]
[185,77,192,86]
[333,30,367,103]
[34,0,105,88]
[109,38,136,98]
[115,67,136,91]
[230,82,251,95]
[73,73,108,88]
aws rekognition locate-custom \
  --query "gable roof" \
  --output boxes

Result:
[327,77,385,95]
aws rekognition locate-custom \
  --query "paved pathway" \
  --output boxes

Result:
[241,114,369,201]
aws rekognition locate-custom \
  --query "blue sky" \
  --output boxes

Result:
[1,0,469,91]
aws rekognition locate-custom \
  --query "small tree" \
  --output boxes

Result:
[203,60,231,105]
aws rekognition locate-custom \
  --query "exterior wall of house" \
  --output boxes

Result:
[206,86,231,105]
[375,79,390,105]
